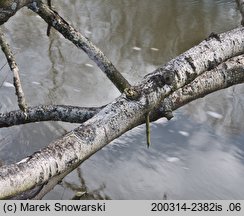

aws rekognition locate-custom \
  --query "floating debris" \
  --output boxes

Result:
[178,131,189,137]
[132,46,141,51]
[32,81,41,85]
[206,111,223,119]
[150,47,159,51]
[166,157,180,163]
[2,81,14,88]
[73,88,81,92]
[85,63,94,68]
[85,30,92,35]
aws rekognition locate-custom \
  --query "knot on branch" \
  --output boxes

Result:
[162,70,175,85]
[124,87,141,100]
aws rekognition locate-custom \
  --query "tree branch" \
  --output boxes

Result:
[0,0,34,25]
[0,105,103,127]
[150,55,244,121]
[144,28,244,96]
[28,1,131,92]
[0,28,27,112]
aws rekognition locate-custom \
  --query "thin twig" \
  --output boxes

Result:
[28,1,131,93]
[0,61,8,71]
[0,28,27,112]
[46,0,52,36]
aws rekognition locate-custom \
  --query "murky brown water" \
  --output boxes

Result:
[0,0,244,199]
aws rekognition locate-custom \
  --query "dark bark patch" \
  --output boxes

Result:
[39,171,44,183]
[207,59,218,71]
[65,156,78,167]
[148,74,165,88]
[55,161,59,170]
[207,32,221,42]
[222,62,228,70]
[162,70,175,85]
[185,56,196,71]
[49,167,52,178]
[185,70,196,81]
[204,44,209,49]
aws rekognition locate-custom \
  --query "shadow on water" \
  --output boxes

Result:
[0,0,244,199]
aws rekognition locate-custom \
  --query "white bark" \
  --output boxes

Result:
[0,27,244,199]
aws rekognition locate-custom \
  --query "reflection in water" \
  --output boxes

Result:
[0,0,244,199]
[47,35,66,104]
[63,168,110,200]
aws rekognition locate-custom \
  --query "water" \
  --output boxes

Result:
[0,0,244,199]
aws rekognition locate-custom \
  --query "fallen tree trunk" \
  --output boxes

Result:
[0,26,244,198]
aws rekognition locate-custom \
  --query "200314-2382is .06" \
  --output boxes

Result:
[151,202,241,212]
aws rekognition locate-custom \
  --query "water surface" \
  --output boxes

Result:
[0,0,244,199]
